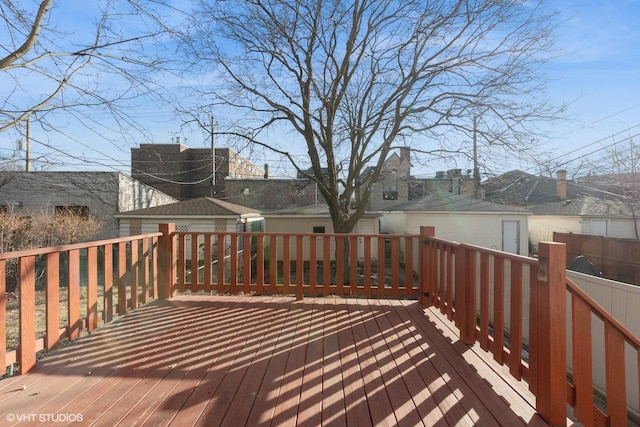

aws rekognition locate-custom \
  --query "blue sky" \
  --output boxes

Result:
[2,0,640,179]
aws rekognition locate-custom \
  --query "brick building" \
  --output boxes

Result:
[131,143,264,200]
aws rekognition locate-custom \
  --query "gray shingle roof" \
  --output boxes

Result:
[482,170,623,205]
[118,197,261,217]
[380,191,530,213]
[530,196,640,217]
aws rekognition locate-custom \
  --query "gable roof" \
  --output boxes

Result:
[530,196,640,218]
[483,170,623,205]
[117,197,261,217]
[380,191,530,214]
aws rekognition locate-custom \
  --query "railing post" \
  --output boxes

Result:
[533,242,567,426]
[158,223,176,299]
[419,226,435,306]
[455,246,476,345]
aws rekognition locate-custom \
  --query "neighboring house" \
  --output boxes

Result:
[224,177,319,211]
[363,147,474,211]
[379,191,531,255]
[263,203,381,261]
[0,171,177,240]
[483,169,622,207]
[116,197,264,236]
[529,196,640,250]
[483,170,635,253]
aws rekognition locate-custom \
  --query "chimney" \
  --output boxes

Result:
[264,164,269,179]
[557,170,567,200]
[399,147,410,162]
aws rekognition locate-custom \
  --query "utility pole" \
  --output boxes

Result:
[25,117,31,172]
[210,114,215,197]
[473,116,480,199]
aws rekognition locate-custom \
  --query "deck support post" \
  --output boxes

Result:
[419,226,435,306]
[533,242,567,426]
[158,223,176,299]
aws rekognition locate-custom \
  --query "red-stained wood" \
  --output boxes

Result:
[572,295,594,426]
[118,241,127,315]
[45,252,60,350]
[404,236,414,299]
[605,323,627,427]
[493,256,505,365]
[177,235,186,293]
[509,260,523,380]
[217,234,225,293]
[68,249,81,341]
[309,235,317,295]
[390,238,400,298]
[323,236,331,296]
[479,253,490,351]
[445,246,454,321]
[19,256,36,374]
[0,259,5,375]
[131,240,139,308]
[103,244,113,323]
[350,236,358,297]
[363,237,372,296]
[191,234,200,293]
[230,235,238,293]
[335,237,344,295]
[203,234,212,292]
[243,234,252,294]
[142,238,150,303]
[296,235,304,300]
[0,296,549,426]
[87,246,98,332]
[151,236,159,299]
[256,234,265,294]
[377,236,386,297]
[282,236,290,294]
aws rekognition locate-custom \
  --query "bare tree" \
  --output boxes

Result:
[180,0,560,233]
[0,0,176,168]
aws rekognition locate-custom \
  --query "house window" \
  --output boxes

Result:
[240,188,249,195]
[55,205,90,219]
[313,226,326,233]
[383,186,398,200]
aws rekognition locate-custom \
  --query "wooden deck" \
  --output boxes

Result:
[0,296,550,426]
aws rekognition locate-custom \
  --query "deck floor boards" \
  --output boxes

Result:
[0,295,550,426]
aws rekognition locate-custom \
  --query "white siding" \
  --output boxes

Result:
[529,215,581,249]
[385,212,529,255]
[581,217,640,240]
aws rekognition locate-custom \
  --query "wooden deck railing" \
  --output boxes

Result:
[420,225,640,427]
[4,222,640,426]
[161,224,421,300]
[0,232,161,376]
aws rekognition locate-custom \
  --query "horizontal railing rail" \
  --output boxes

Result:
[168,231,421,300]
[0,232,161,375]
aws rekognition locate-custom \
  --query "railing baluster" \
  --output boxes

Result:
[177,234,186,293]
[296,235,304,300]
[377,236,385,297]
[479,253,490,351]
[349,235,358,297]
[605,322,627,426]
[0,259,5,375]
[87,246,98,332]
[230,234,238,293]
[282,236,290,294]
[203,234,211,293]
[270,235,278,295]
[335,236,344,295]
[68,249,81,341]
[509,260,523,380]
[572,295,594,425]
[390,237,400,298]
[309,235,317,295]
[45,253,60,350]
[363,236,372,296]
[19,256,36,374]
[493,256,505,365]
[323,236,331,296]
[104,244,113,323]
[141,238,150,304]
[404,236,414,299]
[243,234,251,294]
[131,240,139,309]
[256,235,265,294]
[217,234,225,293]
[190,233,199,292]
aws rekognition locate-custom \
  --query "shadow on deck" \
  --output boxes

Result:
[0,296,549,426]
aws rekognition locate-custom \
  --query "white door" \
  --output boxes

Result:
[503,220,520,254]
[591,219,608,236]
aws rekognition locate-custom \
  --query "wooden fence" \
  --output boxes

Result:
[554,232,640,284]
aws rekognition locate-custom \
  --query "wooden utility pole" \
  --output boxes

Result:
[25,117,31,172]
[473,116,480,198]
[210,114,215,196]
